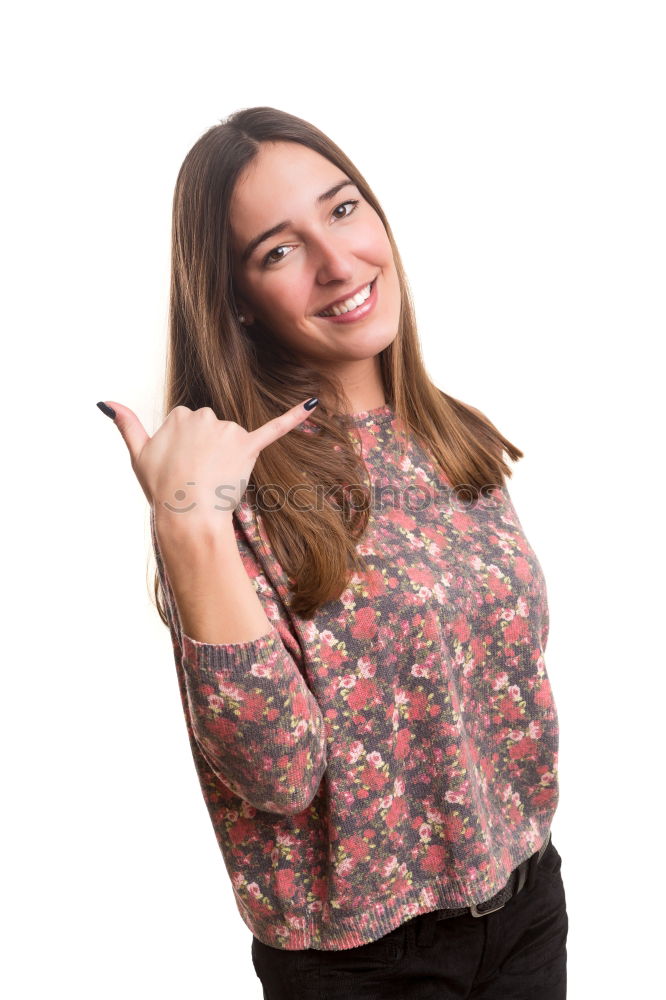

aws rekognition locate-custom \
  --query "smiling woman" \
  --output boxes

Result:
[142,106,566,999]
[228,140,402,401]
[160,106,520,621]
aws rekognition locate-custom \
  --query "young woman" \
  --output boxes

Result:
[98,106,568,998]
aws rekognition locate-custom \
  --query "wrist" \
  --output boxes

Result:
[153,505,234,545]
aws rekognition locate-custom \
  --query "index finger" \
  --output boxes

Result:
[247,397,319,454]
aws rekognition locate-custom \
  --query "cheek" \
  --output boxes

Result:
[279,275,309,309]
[359,218,395,268]
[258,273,312,324]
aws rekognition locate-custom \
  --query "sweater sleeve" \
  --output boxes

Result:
[149,507,327,816]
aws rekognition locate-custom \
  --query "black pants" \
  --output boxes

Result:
[251,838,568,999]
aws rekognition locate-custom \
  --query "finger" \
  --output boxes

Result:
[247,397,319,454]
[100,400,150,466]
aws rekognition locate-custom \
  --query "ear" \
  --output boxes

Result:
[234,296,255,326]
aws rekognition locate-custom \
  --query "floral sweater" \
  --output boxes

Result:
[150,404,559,951]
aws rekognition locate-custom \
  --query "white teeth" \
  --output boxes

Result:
[318,281,373,317]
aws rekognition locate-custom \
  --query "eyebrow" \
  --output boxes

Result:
[240,178,358,264]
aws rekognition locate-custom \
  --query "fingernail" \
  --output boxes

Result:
[303,397,319,411]
[97,401,116,419]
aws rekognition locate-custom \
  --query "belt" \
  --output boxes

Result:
[467,828,551,917]
[434,829,552,922]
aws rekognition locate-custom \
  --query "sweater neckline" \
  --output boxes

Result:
[346,404,396,425]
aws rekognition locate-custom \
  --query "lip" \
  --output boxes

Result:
[315,277,378,324]
[315,276,378,315]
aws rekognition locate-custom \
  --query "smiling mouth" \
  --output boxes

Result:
[315,278,377,317]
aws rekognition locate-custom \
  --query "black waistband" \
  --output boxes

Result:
[431,829,552,923]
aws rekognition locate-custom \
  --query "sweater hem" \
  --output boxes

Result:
[236,827,552,951]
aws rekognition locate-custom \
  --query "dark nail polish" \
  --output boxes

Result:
[303,397,319,411]
[97,401,116,419]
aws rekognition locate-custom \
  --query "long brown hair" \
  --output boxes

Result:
[151,106,523,622]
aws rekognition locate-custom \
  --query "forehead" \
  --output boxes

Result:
[229,141,345,248]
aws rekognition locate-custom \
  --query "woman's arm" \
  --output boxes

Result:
[154,512,276,645]
[151,507,327,815]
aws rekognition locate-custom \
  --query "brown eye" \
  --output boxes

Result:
[332,199,359,219]
[262,245,294,267]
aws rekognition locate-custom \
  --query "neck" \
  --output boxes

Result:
[319,356,387,415]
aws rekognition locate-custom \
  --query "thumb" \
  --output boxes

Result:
[97,400,150,466]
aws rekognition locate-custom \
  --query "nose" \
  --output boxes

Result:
[312,233,354,285]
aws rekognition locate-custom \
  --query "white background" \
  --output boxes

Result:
[3,1,664,996]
